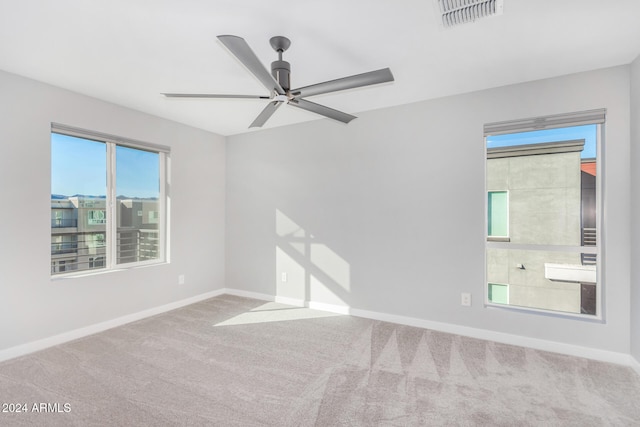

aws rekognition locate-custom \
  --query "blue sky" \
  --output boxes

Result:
[51,133,159,198]
[486,124,597,159]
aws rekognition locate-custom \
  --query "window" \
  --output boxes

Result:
[88,210,106,225]
[484,110,603,317]
[51,124,169,276]
[89,256,105,269]
[487,191,508,239]
[488,283,508,304]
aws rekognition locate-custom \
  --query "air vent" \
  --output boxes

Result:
[437,0,504,28]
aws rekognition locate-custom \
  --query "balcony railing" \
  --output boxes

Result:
[52,229,159,274]
[582,227,596,246]
[51,246,78,255]
[581,227,596,265]
[51,219,78,228]
[117,229,159,264]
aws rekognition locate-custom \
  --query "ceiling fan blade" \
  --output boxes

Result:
[249,101,282,128]
[162,93,270,99]
[217,35,285,95]
[288,98,356,124]
[291,68,394,98]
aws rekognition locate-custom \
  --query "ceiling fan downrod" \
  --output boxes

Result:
[270,36,291,92]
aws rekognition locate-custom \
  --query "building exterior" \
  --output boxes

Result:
[486,140,597,314]
[51,196,159,274]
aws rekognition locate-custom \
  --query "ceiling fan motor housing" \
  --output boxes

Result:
[271,60,291,91]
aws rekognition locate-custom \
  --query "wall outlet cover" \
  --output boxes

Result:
[461,292,472,306]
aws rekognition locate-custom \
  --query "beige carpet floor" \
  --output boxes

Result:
[1,294,640,426]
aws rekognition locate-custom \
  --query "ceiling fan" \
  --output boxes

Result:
[162,35,394,128]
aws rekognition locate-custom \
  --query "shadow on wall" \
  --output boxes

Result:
[275,209,351,307]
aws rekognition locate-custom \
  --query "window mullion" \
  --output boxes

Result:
[106,142,117,269]
[159,152,168,263]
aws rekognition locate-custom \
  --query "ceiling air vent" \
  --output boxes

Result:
[437,0,504,28]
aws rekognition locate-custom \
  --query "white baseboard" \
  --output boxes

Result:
[308,301,352,315]
[273,295,305,307]
[631,356,640,376]
[223,288,276,302]
[223,288,635,368]
[348,307,632,367]
[2,287,637,372]
[0,289,225,363]
[274,295,351,315]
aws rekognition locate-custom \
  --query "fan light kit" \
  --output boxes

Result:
[162,35,394,128]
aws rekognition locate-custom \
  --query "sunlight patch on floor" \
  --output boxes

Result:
[214,302,342,327]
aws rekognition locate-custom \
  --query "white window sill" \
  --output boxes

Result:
[51,260,167,281]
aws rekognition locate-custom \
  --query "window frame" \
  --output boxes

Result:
[51,124,170,277]
[483,110,604,320]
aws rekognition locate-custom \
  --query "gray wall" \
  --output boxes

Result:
[226,65,631,353]
[631,55,640,362]
[0,70,226,352]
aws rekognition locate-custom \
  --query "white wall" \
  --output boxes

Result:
[631,55,640,363]
[0,70,226,352]
[227,65,631,354]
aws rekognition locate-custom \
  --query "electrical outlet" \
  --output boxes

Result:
[461,292,472,307]
[281,272,288,282]
[178,274,185,285]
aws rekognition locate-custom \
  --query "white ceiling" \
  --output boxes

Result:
[1,0,639,136]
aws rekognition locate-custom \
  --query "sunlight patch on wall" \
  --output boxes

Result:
[310,274,348,306]
[275,209,351,306]
[310,243,350,292]
[213,302,341,327]
[276,209,306,256]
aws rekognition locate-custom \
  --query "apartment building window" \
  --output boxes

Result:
[51,124,169,276]
[89,256,105,269]
[487,191,508,239]
[488,283,508,304]
[484,109,603,317]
